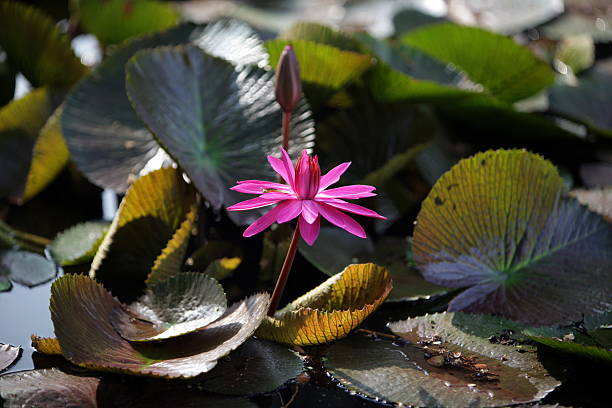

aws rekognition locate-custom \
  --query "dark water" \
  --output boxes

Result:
[0,276,57,373]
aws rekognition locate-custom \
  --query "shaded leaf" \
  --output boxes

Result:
[402,23,555,102]
[0,51,15,106]
[0,219,49,254]
[74,0,180,46]
[112,272,227,341]
[0,276,11,292]
[49,221,109,266]
[200,338,304,395]
[0,250,56,287]
[186,241,243,281]
[393,8,446,35]
[412,149,612,326]
[257,263,392,346]
[90,167,197,300]
[126,44,315,210]
[570,187,612,222]
[0,344,20,372]
[50,274,270,377]
[0,1,86,87]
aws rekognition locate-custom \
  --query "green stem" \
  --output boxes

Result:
[267,224,300,316]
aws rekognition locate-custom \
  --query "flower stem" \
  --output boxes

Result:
[267,224,300,316]
[281,111,292,151]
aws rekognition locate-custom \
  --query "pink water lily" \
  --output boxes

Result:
[227,149,386,245]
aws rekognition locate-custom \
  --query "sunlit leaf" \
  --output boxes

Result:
[50,274,270,377]
[0,250,56,288]
[280,22,362,52]
[74,0,180,46]
[570,188,612,222]
[401,23,555,102]
[0,344,20,372]
[48,221,110,266]
[555,34,595,75]
[30,336,62,355]
[413,149,612,325]
[200,338,304,395]
[257,263,392,346]
[0,1,86,87]
[112,272,227,341]
[0,87,61,201]
[90,167,197,300]
[20,107,70,202]
[126,44,315,210]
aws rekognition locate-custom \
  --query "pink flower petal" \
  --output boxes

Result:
[242,202,287,237]
[280,148,296,187]
[301,200,318,224]
[319,162,351,191]
[227,197,280,211]
[299,215,320,245]
[276,199,302,223]
[268,149,296,188]
[315,202,366,238]
[322,200,386,219]
[231,180,292,194]
[316,185,376,199]
[260,192,294,200]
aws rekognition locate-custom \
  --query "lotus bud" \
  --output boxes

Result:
[275,45,302,113]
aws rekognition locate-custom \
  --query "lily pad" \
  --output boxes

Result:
[0,250,56,288]
[111,272,227,341]
[90,167,198,300]
[74,0,180,46]
[30,336,62,356]
[50,274,270,377]
[185,241,243,281]
[401,23,555,103]
[412,149,612,326]
[257,263,392,346]
[0,1,86,87]
[126,44,315,210]
[200,338,304,395]
[280,21,363,52]
[0,343,20,372]
[541,0,612,42]
[49,221,110,266]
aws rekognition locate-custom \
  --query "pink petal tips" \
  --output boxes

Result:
[227,148,386,245]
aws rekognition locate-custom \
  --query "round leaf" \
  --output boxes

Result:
[0,343,20,372]
[0,250,56,287]
[49,221,110,266]
[413,149,612,326]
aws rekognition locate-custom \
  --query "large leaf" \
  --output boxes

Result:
[111,272,227,341]
[0,87,61,201]
[279,21,363,52]
[0,1,86,88]
[0,344,20,372]
[257,263,392,346]
[48,221,110,266]
[62,20,269,193]
[401,23,555,103]
[74,0,180,46]
[126,44,315,210]
[50,274,270,377]
[412,149,612,325]
[0,250,56,288]
[200,338,304,395]
[90,167,197,300]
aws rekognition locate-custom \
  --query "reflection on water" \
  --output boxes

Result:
[0,276,58,373]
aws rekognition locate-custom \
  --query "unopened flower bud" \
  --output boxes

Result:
[275,45,302,113]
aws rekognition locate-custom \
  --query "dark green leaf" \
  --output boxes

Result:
[49,221,109,266]
[0,250,56,287]
[393,8,446,35]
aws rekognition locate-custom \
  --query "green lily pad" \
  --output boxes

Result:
[125,44,315,210]
[50,274,270,377]
[49,221,110,266]
[280,21,363,52]
[74,0,180,46]
[401,23,555,103]
[0,1,86,87]
[0,249,56,288]
[200,338,304,395]
[393,8,446,35]
[111,272,227,341]
[0,276,11,292]
[90,167,198,300]
[0,343,20,372]
[412,149,612,326]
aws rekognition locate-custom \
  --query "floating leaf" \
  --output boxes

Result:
[48,221,109,266]
[90,167,197,300]
[280,22,363,52]
[50,274,270,377]
[412,149,612,325]
[186,241,242,281]
[74,0,180,46]
[20,107,70,202]
[0,1,86,87]
[570,188,612,222]
[112,273,227,341]
[0,276,11,292]
[0,344,20,372]
[0,87,61,200]
[257,263,392,346]
[30,336,62,356]
[126,44,315,210]
[200,338,304,395]
[402,23,555,102]
[0,250,56,288]
[393,8,446,35]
